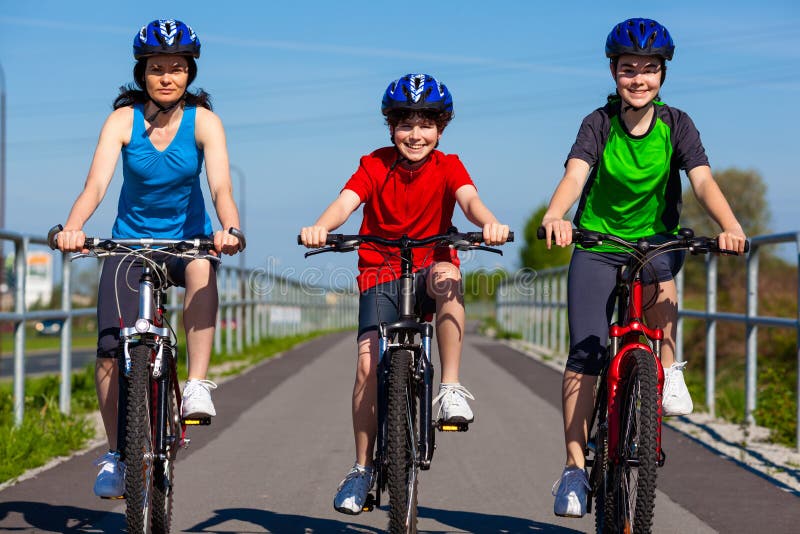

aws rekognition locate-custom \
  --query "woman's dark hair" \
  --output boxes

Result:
[384,108,453,132]
[113,57,212,110]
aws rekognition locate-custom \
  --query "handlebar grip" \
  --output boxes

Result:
[326,234,344,244]
[48,224,89,251]
[464,231,515,243]
[537,226,546,240]
[228,227,246,251]
[743,240,750,254]
[47,224,63,250]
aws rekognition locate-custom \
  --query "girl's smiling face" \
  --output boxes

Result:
[612,54,663,109]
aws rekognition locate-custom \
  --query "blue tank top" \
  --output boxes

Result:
[112,104,213,239]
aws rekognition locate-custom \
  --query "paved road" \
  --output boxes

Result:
[0,348,95,377]
[0,332,797,533]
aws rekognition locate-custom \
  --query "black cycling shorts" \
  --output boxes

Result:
[566,247,685,375]
[357,267,436,340]
[95,253,217,358]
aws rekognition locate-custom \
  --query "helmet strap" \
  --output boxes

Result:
[145,92,186,122]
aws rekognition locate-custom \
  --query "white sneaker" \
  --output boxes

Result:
[552,466,589,517]
[333,464,374,515]
[433,383,475,423]
[93,451,125,498]
[662,361,694,416]
[181,379,217,418]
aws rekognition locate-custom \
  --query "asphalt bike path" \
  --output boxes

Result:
[0,331,797,532]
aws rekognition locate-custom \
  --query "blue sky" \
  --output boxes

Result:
[1,0,798,280]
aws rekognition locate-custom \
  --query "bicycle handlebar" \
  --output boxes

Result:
[297,227,514,258]
[47,224,246,253]
[535,226,749,255]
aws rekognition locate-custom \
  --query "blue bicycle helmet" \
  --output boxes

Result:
[605,18,674,60]
[381,74,453,115]
[134,19,201,59]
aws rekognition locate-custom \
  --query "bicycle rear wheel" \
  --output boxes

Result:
[124,343,156,534]
[151,348,178,534]
[386,349,418,534]
[608,348,659,533]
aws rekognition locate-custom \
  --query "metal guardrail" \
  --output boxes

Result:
[496,232,800,450]
[0,230,358,425]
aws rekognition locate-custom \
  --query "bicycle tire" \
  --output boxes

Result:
[386,349,418,534]
[124,343,156,534]
[608,348,659,534]
[151,348,177,534]
[594,429,612,534]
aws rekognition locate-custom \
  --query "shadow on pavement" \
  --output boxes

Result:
[185,507,382,532]
[0,501,125,533]
[184,506,584,533]
[419,506,586,533]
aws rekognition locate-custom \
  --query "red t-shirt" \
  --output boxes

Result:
[343,147,475,291]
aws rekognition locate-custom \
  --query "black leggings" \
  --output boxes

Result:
[565,248,685,375]
[95,254,216,358]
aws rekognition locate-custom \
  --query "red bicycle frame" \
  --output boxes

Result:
[605,275,665,463]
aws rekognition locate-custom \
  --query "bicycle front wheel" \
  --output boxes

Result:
[124,343,156,534]
[608,348,659,534]
[151,348,178,534]
[386,349,418,534]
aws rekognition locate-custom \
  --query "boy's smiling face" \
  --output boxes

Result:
[390,116,442,164]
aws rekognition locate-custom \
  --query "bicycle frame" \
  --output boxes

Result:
[116,262,186,460]
[375,240,436,469]
[605,268,665,465]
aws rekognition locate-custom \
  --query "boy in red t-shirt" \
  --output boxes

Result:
[300,73,510,515]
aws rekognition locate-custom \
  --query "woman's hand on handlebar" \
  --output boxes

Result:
[299,225,328,248]
[56,227,88,254]
[482,222,510,246]
[214,229,241,256]
[540,217,574,249]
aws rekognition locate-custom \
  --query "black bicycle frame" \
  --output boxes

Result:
[375,239,436,474]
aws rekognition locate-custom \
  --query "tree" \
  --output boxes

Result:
[681,167,771,237]
[519,203,573,270]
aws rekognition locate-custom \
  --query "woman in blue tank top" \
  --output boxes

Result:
[54,19,243,498]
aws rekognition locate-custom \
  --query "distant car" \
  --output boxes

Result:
[34,319,63,336]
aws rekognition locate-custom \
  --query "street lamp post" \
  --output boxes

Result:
[229,164,246,271]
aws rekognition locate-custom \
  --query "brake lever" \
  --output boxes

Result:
[469,245,503,255]
[304,248,333,258]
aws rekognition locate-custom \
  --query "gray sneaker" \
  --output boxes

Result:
[333,464,374,515]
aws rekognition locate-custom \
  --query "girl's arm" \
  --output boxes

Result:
[687,165,747,253]
[454,185,509,245]
[196,107,241,255]
[59,107,131,252]
[540,158,591,248]
[299,190,362,248]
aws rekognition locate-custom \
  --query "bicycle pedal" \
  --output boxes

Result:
[100,495,125,500]
[362,493,376,512]
[436,421,469,432]
[182,417,211,426]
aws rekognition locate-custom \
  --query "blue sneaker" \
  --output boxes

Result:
[552,466,589,517]
[93,451,125,498]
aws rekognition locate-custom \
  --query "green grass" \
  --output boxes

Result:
[0,329,338,485]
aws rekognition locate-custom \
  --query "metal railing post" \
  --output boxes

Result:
[745,244,760,425]
[59,252,72,415]
[705,254,718,417]
[13,237,27,425]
